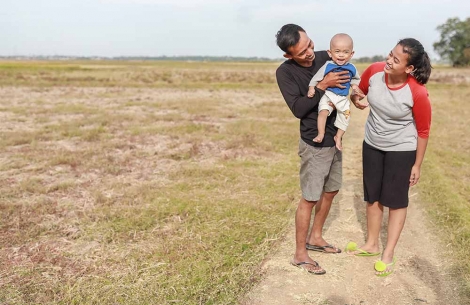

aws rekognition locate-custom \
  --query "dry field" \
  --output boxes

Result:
[0,61,469,304]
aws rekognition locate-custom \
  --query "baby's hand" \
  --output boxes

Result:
[307,86,316,98]
[351,84,360,94]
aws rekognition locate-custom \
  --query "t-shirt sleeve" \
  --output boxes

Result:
[309,63,328,87]
[358,65,372,95]
[358,62,386,95]
[411,84,432,138]
[350,63,361,86]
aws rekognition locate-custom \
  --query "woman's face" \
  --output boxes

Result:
[384,44,414,76]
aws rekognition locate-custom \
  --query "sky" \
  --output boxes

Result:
[2,0,469,59]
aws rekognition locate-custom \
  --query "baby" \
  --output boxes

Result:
[308,33,360,150]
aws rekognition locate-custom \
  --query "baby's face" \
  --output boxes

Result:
[328,39,354,66]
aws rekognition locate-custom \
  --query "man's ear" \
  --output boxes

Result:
[283,53,292,59]
[327,50,332,58]
[350,51,355,58]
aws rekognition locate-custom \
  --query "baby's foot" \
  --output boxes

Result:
[313,134,324,143]
[334,135,342,150]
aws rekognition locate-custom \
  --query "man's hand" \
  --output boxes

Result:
[316,70,350,91]
[351,87,368,110]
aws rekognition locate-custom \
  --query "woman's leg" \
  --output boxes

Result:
[357,142,385,253]
[382,207,407,257]
[361,201,383,253]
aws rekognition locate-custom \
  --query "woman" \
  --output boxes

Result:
[346,38,432,276]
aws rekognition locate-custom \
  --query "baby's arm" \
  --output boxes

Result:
[350,64,361,93]
[351,84,359,95]
[308,63,328,98]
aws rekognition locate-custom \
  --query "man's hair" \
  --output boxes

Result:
[276,24,305,54]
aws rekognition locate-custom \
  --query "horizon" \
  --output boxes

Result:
[3,0,469,60]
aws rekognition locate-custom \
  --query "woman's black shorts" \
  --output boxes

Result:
[362,141,416,209]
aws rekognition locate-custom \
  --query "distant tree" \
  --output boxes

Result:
[433,17,470,66]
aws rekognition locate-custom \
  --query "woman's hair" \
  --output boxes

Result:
[398,38,432,84]
[276,24,305,54]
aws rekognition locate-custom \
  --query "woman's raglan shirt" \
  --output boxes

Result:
[358,62,431,151]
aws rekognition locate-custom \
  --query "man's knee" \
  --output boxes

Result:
[300,197,317,206]
[323,190,339,199]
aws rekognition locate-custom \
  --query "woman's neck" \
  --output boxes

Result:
[387,73,409,88]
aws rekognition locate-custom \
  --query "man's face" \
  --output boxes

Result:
[284,31,315,67]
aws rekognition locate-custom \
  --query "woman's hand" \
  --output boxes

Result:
[409,165,421,186]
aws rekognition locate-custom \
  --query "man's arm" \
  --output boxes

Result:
[276,66,326,119]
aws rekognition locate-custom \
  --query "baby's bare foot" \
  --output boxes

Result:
[334,135,342,150]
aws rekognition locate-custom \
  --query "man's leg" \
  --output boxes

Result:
[305,145,342,252]
[307,190,338,248]
[292,197,326,274]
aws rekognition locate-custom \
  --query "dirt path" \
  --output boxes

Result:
[243,108,461,305]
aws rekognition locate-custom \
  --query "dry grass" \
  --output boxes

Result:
[418,80,470,297]
[0,61,279,89]
[0,61,297,304]
[0,60,469,304]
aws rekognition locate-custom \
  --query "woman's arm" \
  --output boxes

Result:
[409,136,428,186]
[410,84,432,186]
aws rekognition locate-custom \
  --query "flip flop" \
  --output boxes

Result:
[345,241,380,257]
[290,260,326,275]
[375,257,396,277]
[306,243,342,253]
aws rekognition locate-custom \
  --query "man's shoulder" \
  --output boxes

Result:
[314,51,330,64]
[277,58,298,71]
[276,60,294,78]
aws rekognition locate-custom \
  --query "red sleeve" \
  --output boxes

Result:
[358,62,386,95]
[409,79,432,138]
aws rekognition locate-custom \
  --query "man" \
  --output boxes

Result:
[275,24,350,274]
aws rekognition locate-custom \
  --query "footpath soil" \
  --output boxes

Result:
[243,108,464,305]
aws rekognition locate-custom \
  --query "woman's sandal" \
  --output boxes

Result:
[345,241,380,256]
[374,257,396,277]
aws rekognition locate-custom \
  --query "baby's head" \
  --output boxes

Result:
[328,33,355,66]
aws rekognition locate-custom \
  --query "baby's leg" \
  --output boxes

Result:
[313,110,329,143]
[333,96,350,150]
[334,129,345,151]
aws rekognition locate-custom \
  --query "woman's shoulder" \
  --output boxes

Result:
[407,76,429,99]
[368,62,386,74]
